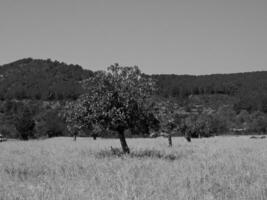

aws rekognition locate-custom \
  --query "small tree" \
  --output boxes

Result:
[64,64,156,153]
[175,114,192,142]
[151,100,182,146]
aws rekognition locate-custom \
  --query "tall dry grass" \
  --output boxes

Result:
[0,136,267,200]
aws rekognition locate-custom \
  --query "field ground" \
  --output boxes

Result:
[0,136,267,200]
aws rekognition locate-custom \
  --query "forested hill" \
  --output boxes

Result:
[153,71,267,112]
[0,58,93,100]
[153,72,267,112]
[153,72,267,97]
[0,58,266,112]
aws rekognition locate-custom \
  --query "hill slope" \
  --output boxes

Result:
[0,58,93,100]
[153,71,267,112]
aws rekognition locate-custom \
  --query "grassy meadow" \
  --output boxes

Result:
[0,136,267,200]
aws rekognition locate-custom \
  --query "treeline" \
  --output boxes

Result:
[153,72,267,97]
[0,58,93,100]
[153,72,267,113]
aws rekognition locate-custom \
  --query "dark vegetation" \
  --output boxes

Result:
[153,72,267,113]
[15,106,35,140]
[0,58,266,146]
[0,58,93,100]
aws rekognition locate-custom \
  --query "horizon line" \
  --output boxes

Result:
[1,57,266,77]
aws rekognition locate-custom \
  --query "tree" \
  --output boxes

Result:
[15,106,35,140]
[173,114,192,142]
[151,100,185,146]
[36,110,67,138]
[192,114,214,138]
[64,64,156,153]
[250,111,267,133]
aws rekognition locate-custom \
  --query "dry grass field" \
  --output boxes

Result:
[0,136,267,200]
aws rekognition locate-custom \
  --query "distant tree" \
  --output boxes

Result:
[15,106,35,140]
[151,100,190,146]
[173,114,191,142]
[250,111,267,133]
[182,115,197,141]
[193,114,213,137]
[215,105,236,131]
[174,113,216,140]
[72,125,79,141]
[209,115,227,135]
[64,64,156,153]
[37,110,67,138]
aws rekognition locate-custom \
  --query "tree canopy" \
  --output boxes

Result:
[64,64,156,153]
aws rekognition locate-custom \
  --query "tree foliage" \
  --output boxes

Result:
[64,64,156,153]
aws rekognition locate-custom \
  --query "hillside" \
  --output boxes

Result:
[0,58,93,100]
[153,71,267,113]
[153,71,267,97]
[0,58,266,112]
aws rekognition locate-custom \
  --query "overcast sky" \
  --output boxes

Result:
[0,0,267,74]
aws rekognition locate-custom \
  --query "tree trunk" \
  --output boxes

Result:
[92,134,97,140]
[185,131,191,142]
[118,129,130,154]
[168,135,172,147]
